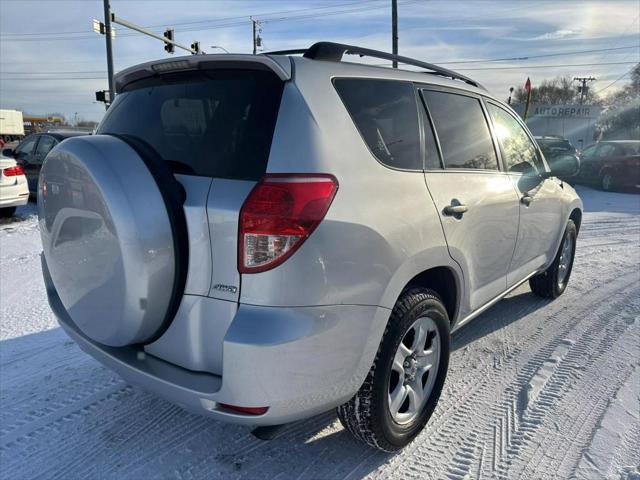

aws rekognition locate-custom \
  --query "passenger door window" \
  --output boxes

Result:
[334,78,422,170]
[34,135,57,164]
[421,90,498,171]
[487,103,544,175]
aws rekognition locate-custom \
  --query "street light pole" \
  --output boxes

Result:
[103,0,115,109]
[211,45,229,53]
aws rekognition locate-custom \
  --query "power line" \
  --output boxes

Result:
[1,0,411,42]
[370,60,637,70]
[454,61,637,71]
[0,77,106,80]
[438,45,639,65]
[1,71,106,74]
[0,0,382,37]
[593,67,636,95]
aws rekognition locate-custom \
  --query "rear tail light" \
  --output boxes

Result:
[239,174,338,273]
[3,165,24,177]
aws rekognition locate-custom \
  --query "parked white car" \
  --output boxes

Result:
[0,156,29,217]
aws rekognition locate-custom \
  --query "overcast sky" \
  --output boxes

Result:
[1,0,638,122]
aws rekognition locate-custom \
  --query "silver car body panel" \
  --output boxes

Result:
[424,170,520,316]
[177,174,213,296]
[206,179,255,301]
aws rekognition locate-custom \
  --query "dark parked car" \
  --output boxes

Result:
[2,131,89,195]
[577,140,640,191]
[535,136,580,180]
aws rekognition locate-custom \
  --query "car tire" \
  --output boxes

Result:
[530,219,577,299]
[600,171,614,191]
[337,288,450,452]
[0,207,16,218]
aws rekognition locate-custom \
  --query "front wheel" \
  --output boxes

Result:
[337,288,450,452]
[530,219,577,299]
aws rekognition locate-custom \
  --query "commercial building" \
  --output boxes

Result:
[513,104,602,150]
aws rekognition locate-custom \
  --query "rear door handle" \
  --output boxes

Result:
[443,204,468,216]
[521,194,533,206]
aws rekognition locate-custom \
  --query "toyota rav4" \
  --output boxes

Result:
[39,42,582,452]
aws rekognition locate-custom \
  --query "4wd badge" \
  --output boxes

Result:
[213,284,238,294]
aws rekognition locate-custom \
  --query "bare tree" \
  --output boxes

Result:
[596,64,640,140]
[512,76,601,105]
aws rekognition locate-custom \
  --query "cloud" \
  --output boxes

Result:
[535,29,581,40]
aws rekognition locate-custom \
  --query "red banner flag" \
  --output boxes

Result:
[523,77,533,121]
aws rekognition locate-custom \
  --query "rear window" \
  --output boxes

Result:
[334,78,422,170]
[537,139,574,152]
[98,70,284,180]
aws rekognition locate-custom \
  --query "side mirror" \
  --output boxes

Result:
[2,148,15,158]
[547,154,580,178]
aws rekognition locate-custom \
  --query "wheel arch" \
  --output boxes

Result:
[378,246,464,324]
[404,266,459,323]
[569,207,582,234]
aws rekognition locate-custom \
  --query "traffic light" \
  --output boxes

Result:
[191,41,200,54]
[164,28,174,54]
[95,90,111,104]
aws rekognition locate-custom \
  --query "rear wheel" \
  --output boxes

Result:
[0,207,16,218]
[337,288,450,452]
[530,219,577,299]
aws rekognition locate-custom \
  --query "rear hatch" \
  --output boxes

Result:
[97,63,287,302]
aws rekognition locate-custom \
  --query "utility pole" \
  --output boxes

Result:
[251,17,262,54]
[574,76,596,105]
[391,0,398,68]
[103,0,115,110]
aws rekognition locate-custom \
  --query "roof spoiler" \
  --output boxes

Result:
[114,54,291,92]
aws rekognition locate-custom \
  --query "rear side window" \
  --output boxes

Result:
[334,78,421,170]
[422,90,498,171]
[98,70,284,180]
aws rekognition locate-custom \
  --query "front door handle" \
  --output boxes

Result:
[521,194,533,206]
[443,204,468,216]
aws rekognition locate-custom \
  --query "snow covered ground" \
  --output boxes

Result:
[1,186,638,480]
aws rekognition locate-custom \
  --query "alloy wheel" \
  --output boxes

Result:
[388,316,441,424]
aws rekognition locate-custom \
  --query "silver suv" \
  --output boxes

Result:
[38,42,582,452]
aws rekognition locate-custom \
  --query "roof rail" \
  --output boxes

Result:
[264,41,485,90]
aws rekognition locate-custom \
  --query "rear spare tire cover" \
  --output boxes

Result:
[38,135,187,346]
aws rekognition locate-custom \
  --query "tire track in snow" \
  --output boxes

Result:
[499,298,640,479]
[0,379,128,447]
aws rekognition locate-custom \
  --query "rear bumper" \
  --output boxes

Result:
[0,180,29,208]
[44,256,389,425]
